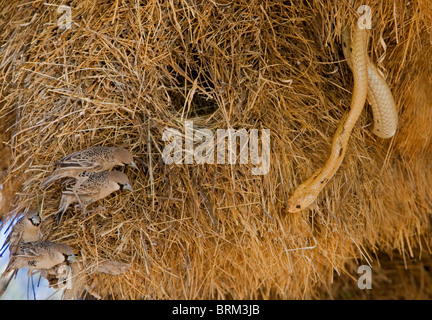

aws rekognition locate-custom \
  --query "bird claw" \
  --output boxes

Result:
[96,206,107,218]
[79,205,105,218]
[73,204,88,217]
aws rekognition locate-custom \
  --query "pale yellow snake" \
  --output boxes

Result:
[287,24,398,213]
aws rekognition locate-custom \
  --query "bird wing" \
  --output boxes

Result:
[1,228,20,251]
[13,246,42,259]
[0,219,23,253]
[62,180,101,197]
[55,151,103,171]
[62,188,100,198]
[63,171,107,197]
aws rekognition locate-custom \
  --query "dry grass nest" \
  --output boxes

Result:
[0,0,432,299]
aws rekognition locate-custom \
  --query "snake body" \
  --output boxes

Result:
[287,24,398,213]
[342,28,398,138]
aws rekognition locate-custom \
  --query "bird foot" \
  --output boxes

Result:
[74,204,88,217]
[95,206,107,218]
[80,205,105,218]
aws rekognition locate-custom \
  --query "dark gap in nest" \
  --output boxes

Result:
[166,46,218,118]
[167,91,218,118]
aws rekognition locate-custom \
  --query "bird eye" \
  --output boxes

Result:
[296,204,301,209]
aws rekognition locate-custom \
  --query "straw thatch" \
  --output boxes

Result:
[0,0,431,299]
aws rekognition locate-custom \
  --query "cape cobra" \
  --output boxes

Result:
[287,24,398,213]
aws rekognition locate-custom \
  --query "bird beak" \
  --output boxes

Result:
[68,254,78,263]
[123,182,133,191]
[130,161,138,170]
[33,215,42,225]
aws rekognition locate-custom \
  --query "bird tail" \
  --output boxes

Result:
[0,270,17,298]
[40,173,63,190]
[56,195,72,224]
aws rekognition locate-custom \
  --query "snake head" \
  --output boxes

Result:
[287,181,319,213]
